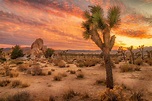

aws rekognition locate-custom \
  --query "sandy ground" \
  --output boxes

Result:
[0,62,152,101]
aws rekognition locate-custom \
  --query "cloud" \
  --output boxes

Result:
[0,0,151,50]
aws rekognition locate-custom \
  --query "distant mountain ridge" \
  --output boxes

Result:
[1,46,152,54]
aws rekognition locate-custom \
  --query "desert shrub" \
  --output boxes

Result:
[99,85,126,101]
[11,45,24,59]
[11,80,22,88]
[0,57,6,63]
[77,69,82,71]
[0,79,11,87]
[113,58,119,64]
[40,72,47,76]
[5,91,31,101]
[51,69,55,71]
[81,92,90,99]
[18,64,28,72]
[48,71,52,75]
[58,60,66,68]
[62,89,78,100]
[95,78,106,85]
[69,70,76,74]
[147,59,152,66]
[52,59,60,66]
[3,65,10,76]
[45,48,54,58]
[129,91,144,101]
[85,58,101,67]
[119,64,140,72]
[20,82,30,88]
[135,58,143,66]
[0,69,5,76]
[9,71,19,78]
[11,80,29,88]
[26,68,32,74]
[49,95,55,101]
[76,58,102,67]
[76,72,84,79]
[60,72,67,77]
[53,74,62,81]
[10,60,23,65]
[16,61,23,65]
[76,60,85,67]
[31,65,42,76]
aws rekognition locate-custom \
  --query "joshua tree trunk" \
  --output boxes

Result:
[90,28,114,89]
[103,48,113,89]
[128,46,135,64]
[131,52,135,64]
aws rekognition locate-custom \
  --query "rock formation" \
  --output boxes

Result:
[30,38,47,59]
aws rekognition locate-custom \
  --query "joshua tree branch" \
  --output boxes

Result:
[91,29,103,50]
[110,35,116,51]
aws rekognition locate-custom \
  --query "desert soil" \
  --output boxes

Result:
[0,62,152,101]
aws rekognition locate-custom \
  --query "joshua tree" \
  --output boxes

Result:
[117,46,126,61]
[127,46,135,64]
[82,5,121,89]
[146,50,152,59]
[138,45,144,60]
[0,48,3,58]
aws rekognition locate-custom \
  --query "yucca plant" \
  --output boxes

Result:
[82,5,121,89]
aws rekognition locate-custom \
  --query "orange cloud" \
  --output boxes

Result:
[0,0,151,50]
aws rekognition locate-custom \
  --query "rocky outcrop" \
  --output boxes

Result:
[30,38,47,59]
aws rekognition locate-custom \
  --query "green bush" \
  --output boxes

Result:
[11,45,24,59]
[45,48,54,58]
[0,57,6,63]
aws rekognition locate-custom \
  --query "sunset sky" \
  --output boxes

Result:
[0,0,152,50]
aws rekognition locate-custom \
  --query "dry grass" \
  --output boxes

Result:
[51,69,55,72]
[9,71,19,78]
[119,63,140,72]
[114,58,120,64]
[31,65,42,76]
[81,92,90,99]
[0,79,11,87]
[76,72,84,79]
[3,65,10,76]
[129,91,144,101]
[3,91,31,101]
[60,72,67,77]
[11,80,30,88]
[95,78,106,86]
[10,60,23,65]
[11,80,22,88]
[147,59,152,66]
[69,70,76,74]
[48,71,52,75]
[75,58,101,67]
[49,95,55,101]
[99,85,126,101]
[62,89,79,100]
[53,74,62,81]
[18,64,28,72]
[134,58,143,66]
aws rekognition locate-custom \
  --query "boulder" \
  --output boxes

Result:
[30,38,46,59]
